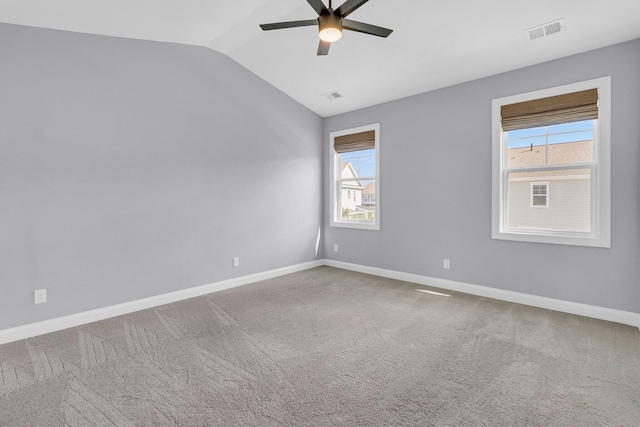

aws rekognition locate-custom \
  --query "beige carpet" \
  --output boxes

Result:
[1,266,639,426]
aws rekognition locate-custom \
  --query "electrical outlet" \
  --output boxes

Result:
[233,257,240,267]
[443,259,450,269]
[334,244,339,252]
[34,289,47,304]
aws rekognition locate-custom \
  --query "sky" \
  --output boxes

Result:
[341,148,375,179]
[506,120,594,149]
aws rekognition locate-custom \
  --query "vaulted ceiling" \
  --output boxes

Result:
[2,0,639,117]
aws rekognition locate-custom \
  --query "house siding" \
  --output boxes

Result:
[508,178,590,231]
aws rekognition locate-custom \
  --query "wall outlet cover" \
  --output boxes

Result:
[34,289,47,304]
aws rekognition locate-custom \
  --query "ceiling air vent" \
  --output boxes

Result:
[323,91,342,101]
[526,19,564,41]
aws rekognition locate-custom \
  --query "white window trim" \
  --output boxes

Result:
[330,123,380,230]
[530,182,550,208]
[491,77,611,248]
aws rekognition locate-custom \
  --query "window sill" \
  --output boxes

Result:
[492,229,610,248]
[330,221,380,231]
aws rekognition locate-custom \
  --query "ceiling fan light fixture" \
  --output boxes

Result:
[318,14,342,42]
[319,27,342,42]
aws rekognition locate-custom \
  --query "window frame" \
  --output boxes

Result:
[329,123,380,230]
[491,77,611,248]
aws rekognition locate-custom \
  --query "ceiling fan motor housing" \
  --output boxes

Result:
[319,13,343,41]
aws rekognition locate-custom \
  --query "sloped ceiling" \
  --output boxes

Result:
[2,0,639,117]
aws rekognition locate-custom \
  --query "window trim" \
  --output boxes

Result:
[530,182,550,208]
[491,77,611,248]
[329,123,380,230]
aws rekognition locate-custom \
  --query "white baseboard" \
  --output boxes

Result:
[325,259,640,329]
[2,258,638,345]
[0,260,324,345]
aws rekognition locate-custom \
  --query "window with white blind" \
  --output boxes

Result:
[330,123,380,230]
[492,77,611,247]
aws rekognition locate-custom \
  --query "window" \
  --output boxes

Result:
[530,182,549,208]
[330,123,380,230]
[492,77,611,247]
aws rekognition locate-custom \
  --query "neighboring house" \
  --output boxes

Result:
[362,182,375,205]
[340,162,363,216]
[507,140,592,232]
[340,162,376,220]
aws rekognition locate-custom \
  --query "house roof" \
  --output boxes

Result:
[356,205,376,213]
[507,140,592,168]
[341,161,363,188]
[507,140,592,179]
[362,183,375,195]
[2,1,639,117]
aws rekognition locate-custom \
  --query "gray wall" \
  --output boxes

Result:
[324,39,640,313]
[0,23,323,330]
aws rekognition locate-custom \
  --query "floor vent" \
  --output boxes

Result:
[526,19,564,41]
[323,91,342,101]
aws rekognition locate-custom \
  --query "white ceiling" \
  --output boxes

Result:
[2,0,639,117]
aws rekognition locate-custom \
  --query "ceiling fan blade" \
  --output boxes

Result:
[317,40,331,55]
[260,20,318,31]
[342,19,393,37]
[307,0,329,16]
[335,0,370,17]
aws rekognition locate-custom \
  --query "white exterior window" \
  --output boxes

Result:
[530,182,549,208]
[330,123,380,230]
[492,77,611,247]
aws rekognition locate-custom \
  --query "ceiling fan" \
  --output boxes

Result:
[259,0,393,56]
